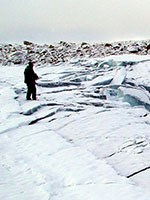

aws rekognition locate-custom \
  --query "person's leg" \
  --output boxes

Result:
[31,84,37,100]
[26,84,32,100]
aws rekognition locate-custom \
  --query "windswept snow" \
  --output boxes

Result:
[0,54,150,200]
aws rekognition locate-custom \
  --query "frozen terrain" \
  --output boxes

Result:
[0,53,150,200]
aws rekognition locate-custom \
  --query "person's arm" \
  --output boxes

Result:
[34,72,39,80]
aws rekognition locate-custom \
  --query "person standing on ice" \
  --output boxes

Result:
[24,61,39,100]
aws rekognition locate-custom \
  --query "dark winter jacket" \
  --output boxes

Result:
[24,66,39,84]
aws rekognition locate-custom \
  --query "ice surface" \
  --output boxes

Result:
[0,54,150,200]
[110,66,127,86]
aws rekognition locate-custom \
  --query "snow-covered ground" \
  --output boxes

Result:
[0,54,150,200]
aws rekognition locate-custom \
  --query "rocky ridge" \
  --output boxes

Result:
[1,39,150,66]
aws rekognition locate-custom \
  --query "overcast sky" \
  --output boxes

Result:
[1,0,150,44]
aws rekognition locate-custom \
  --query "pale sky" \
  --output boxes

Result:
[1,0,150,44]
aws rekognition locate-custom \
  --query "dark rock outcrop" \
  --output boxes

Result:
[1,39,150,65]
